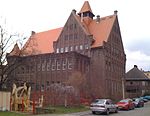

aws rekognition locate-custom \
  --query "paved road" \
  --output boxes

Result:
[35,101,150,116]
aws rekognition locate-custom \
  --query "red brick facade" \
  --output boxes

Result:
[7,1,126,106]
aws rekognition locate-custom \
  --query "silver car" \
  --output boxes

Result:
[90,99,118,115]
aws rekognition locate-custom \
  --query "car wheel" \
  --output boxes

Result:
[115,108,118,113]
[127,106,130,110]
[105,109,109,115]
[132,106,135,110]
[92,111,96,114]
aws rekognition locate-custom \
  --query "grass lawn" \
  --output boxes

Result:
[0,111,27,116]
[49,105,89,114]
[0,106,89,115]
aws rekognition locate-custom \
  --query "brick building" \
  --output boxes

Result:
[7,1,126,106]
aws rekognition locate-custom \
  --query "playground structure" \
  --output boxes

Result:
[10,83,43,113]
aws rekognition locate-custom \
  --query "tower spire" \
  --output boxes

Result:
[78,1,95,25]
[79,1,93,14]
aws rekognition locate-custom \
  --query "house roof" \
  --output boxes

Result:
[89,15,116,47]
[10,27,62,56]
[125,65,150,81]
[79,1,93,14]
[9,1,116,56]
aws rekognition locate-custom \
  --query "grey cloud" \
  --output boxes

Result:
[124,38,150,55]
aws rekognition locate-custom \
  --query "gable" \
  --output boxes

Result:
[54,11,92,54]
[105,15,125,55]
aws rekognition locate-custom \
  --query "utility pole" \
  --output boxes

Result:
[122,77,125,99]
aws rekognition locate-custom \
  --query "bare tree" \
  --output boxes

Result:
[0,17,27,90]
[49,83,76,107]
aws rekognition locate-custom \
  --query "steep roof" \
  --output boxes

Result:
[126,65,150,81]
[79,1,93,14]
[18,27,62,56]
[74,13,116,47]
[89,15,116,47]
[9,1,116,56]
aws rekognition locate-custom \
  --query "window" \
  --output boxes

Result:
[74,24,77,29]
[46,81,50,86]
[70,24,73,30]
[42,60,46,71]
[70,46,73,51]
[36,84,40,91]
[47,61,51,71]
[68,59,73,70]
[56,48,59,53]
[37,64,41,71]
[65,47,68,52]
[69,34,73,39]
[74,34,77,39]
[57,60,61,70]
[80,45,83,50]
[60,48,64,53]
[85,44,89,49]
[62,59,67,70]
[130,82,133,85]
[52,60,56,71]
[41,84,44,92]
[75,45,78,50]
[21,67,25,73]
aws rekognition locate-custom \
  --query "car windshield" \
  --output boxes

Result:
[133,98,139,102]
[93,99,105,104]
[119,99,129,103]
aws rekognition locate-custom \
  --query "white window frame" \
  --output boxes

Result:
[60,48,64,53]
[56,48,59,53]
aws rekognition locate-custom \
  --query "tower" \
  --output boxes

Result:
[78,1,95,25]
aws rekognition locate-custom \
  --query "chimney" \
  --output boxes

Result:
[134,65,138,68]
[96,15,100,23]
[72,9,76,14]
[31,31,36,35]
[114,10,118,15]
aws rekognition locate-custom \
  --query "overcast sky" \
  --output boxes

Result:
[0,0,150,71]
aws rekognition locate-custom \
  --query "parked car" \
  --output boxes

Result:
[140,97,149,102]
[142,95,150,100]
[90,99,118,115]
[132,98,144,107]
[117,99,135,110]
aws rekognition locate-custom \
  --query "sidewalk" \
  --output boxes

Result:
[32,110,90,116]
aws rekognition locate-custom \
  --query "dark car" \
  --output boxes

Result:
[133,98,144,107]
[142,95,150,100]
[140,97,149,102]
[117,99,135,110]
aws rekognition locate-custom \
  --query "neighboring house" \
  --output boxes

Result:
[7,1,126,106]
[125,65,150,98]
[144,71,150,79]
